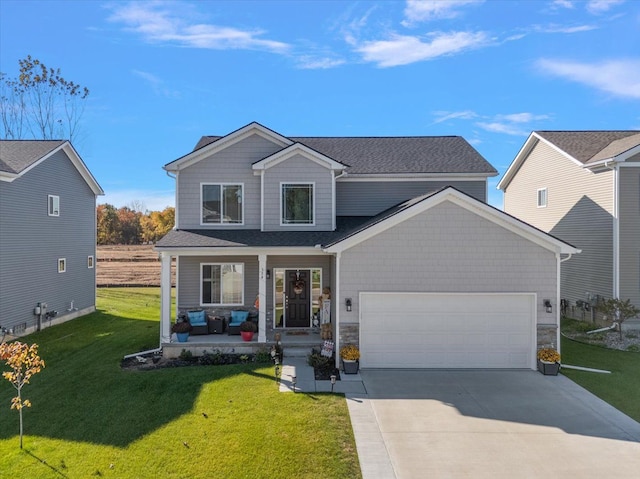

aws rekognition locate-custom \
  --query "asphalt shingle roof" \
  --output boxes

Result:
[193,134,497,175]
[535,131,640,164]
[0,140,65,174]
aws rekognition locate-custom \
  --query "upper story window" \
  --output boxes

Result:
[201,184,243,225]
[48,195,60,216]
[281,183,314,225]
[537,188,547,208]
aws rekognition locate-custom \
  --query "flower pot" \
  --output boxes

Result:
[537,360,560,376]
[241,331,254,342]
[342,359,359,374]
[176,332,189,343]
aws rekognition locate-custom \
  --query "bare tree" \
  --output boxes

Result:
[600,298,640,340]
[0,55,89,142]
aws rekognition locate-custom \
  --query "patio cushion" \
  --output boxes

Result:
[229,310,249,325]
[187,310,207,326]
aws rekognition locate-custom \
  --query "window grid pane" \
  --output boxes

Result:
[202,263,242,305]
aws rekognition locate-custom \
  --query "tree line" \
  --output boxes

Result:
[97,204,175,245]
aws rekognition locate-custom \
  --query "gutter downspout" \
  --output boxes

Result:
[557,252,575,355]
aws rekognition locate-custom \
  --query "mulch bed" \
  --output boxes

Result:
[121,351,271,371]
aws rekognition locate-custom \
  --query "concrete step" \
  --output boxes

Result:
[283,345,314,358]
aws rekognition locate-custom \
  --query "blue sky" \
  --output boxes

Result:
[1,0,639,210]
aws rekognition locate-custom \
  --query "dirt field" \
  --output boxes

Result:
[97,245,174,287]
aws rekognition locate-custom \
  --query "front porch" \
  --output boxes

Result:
[162,328,325,359]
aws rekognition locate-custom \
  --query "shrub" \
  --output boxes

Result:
[240,320,256,333]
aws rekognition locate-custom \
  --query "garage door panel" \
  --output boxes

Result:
[360,293,534,369]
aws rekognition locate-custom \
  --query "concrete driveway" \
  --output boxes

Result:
[347,370,640,479]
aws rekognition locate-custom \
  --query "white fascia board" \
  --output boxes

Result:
[324,188,580,256]
[61,142,105,195]
[7,141,104,194]
[165,122,292,172]
[339,174,490,182]
[153,246,326,257]
[498,132,584,191]
[0,171,19,182]
[252,143,345,171]
[585,144,640,169]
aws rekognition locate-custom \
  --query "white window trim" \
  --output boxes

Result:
[58,258,66,273]
[200,262,245,306]
[537,187,547,208]
[48,195,60,216]
[88,255,94,269]
[200,182,245,226]
[280,182,315,226]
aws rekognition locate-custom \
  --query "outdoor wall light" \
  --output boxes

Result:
[266,269,271,280]
[345,298,352,312]
[544,299,552,314]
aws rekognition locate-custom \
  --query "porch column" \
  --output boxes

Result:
[258,253,267,343]
[160,252,172,345]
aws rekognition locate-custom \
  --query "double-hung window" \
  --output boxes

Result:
[48,195,60,216]
[281,183,314,225]
[201,184,243,224]
[201,263,244,305]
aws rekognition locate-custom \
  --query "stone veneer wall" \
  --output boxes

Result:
[537,324,558,350]
[339,323,359,348]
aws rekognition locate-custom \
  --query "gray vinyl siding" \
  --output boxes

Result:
[339,201,557,334]
[263,155,333,231]
[619,168,640,307]
[176,134,281,229]
[0,150,97,332]
[177,256,259,308]
[336,179,486,215]
[503,140,614,306]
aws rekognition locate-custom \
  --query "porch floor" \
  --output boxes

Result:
[162,328,328,358]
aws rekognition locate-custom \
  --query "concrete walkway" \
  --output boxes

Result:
[279,358,640,479]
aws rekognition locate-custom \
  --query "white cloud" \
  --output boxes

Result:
[551,0,576,9]
[403,0,484,24]
[475,122,530,136]
[107,1,290,53]
[132,70,181,98]
[495,113,550,123]
[536,58,640,99]
[586,0,625,14]
[536,23,597,33]
[296,56,346,70]
[431,110,478,124]
[357,31,490,67]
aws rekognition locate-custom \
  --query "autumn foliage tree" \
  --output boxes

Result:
[97,204,174,245]
[0,341,45,449]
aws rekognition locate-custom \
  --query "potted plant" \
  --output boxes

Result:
[240,320,256,342]
[172,319,192,343]
[340,344,360,374]
[537,348,561,375]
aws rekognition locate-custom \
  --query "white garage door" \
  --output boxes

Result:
[360,293,535,369]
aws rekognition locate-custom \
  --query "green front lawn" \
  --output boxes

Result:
[0,288,361,479]
[561,333,640,423]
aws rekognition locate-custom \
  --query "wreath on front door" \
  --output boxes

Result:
[293,280,305,295]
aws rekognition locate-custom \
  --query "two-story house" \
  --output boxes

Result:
[156,122,578,370]
[0,140,104,335]
[498,131,640,321]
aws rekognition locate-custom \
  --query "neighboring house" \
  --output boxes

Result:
[155,122,578,370]
[498,131,640,320]
[0,140,104,335]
